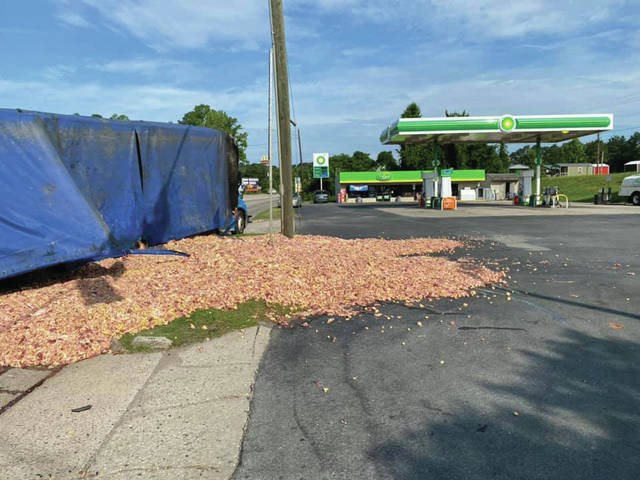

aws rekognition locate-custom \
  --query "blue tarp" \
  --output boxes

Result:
[0,109,236,279]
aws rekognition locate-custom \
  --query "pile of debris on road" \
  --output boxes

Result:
[0,235,504,367]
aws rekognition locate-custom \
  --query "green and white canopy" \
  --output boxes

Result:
[380,114,613,145]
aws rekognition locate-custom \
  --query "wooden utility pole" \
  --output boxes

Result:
[268,48,274,245]
[270,0,294,238]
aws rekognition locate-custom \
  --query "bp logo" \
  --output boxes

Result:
[315,155,326,165]
[499,115,516,133]
[376,172,392,181]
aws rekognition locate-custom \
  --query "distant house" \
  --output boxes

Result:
[556,163,594,176]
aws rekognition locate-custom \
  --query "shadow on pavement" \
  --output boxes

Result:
[501,286,640,321]
[0,260,126,296]
[368,329,640,480]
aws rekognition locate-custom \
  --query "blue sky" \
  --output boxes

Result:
[1,0,639,165]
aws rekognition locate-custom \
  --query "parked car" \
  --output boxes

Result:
[313,190,329,203]
[276,192,302,208]
[620,175,640,205]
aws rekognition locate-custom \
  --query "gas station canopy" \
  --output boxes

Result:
[380,114,614,145]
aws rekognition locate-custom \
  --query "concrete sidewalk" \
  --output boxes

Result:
[0,326,271,479]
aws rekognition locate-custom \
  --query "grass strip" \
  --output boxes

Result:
[252,207,281,221]
[118,300,291,353]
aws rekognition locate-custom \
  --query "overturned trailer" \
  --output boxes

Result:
[0,109,240,280]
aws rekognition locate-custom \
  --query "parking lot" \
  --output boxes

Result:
[236,203,640,480]
[342,200,640,218]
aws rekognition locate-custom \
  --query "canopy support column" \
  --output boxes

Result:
[535,136,542,203]
[433,137,440,176]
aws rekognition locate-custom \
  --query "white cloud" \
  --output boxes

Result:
[341,47,380,57]
[292,0,628,39]
[43,64,77,80]
[61,0,269,50]
[56,12,92,28]
[91,58,187,75]
[0,77,267,128]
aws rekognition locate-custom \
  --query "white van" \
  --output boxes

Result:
[619,175,640,205]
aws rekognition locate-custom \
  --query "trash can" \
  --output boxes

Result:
[529,195,537,207]
[513,195,519,206]
[594,193,603,205]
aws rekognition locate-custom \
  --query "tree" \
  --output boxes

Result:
[325,153,352,196]
[510,145,537,168]
[398,102,433,170]
[607,135,629,172]
[293,163,315,193]
[328,153,351,177]
[179,104,249,169]
[351,151,375,171]
[585,138,608,165]
[498,143,510,172]
[401,102,421,118]
[375,151,398,171]
[243,163,269,192]
[561,138,587,164]
[109,113,130,121]
[91,113,103,118]
[467,143,500,171]
[441,110,469,170]
[542,144,563,166]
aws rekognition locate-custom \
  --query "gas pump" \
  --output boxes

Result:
[542,186,559,207]
[516,169,533,205]
[421,172,439,208]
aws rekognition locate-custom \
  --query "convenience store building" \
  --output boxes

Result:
[337,170,486,202]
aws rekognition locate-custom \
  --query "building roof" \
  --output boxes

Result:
[486,173,520,181]
[556,163,594,167]
[339,169,485,184]
[509,164,531,170]
[380,114,613,145]
[624,160,640,165]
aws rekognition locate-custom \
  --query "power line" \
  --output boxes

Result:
[611,125,640,133]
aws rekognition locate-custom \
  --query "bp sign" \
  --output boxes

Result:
[499,115,516,133]
[313,153,329,178]
[313,153,329,167]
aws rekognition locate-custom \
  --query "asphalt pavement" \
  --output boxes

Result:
[242,194,275,219]
[234,203,640,480]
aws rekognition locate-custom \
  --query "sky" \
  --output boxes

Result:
[1,0,639,165]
